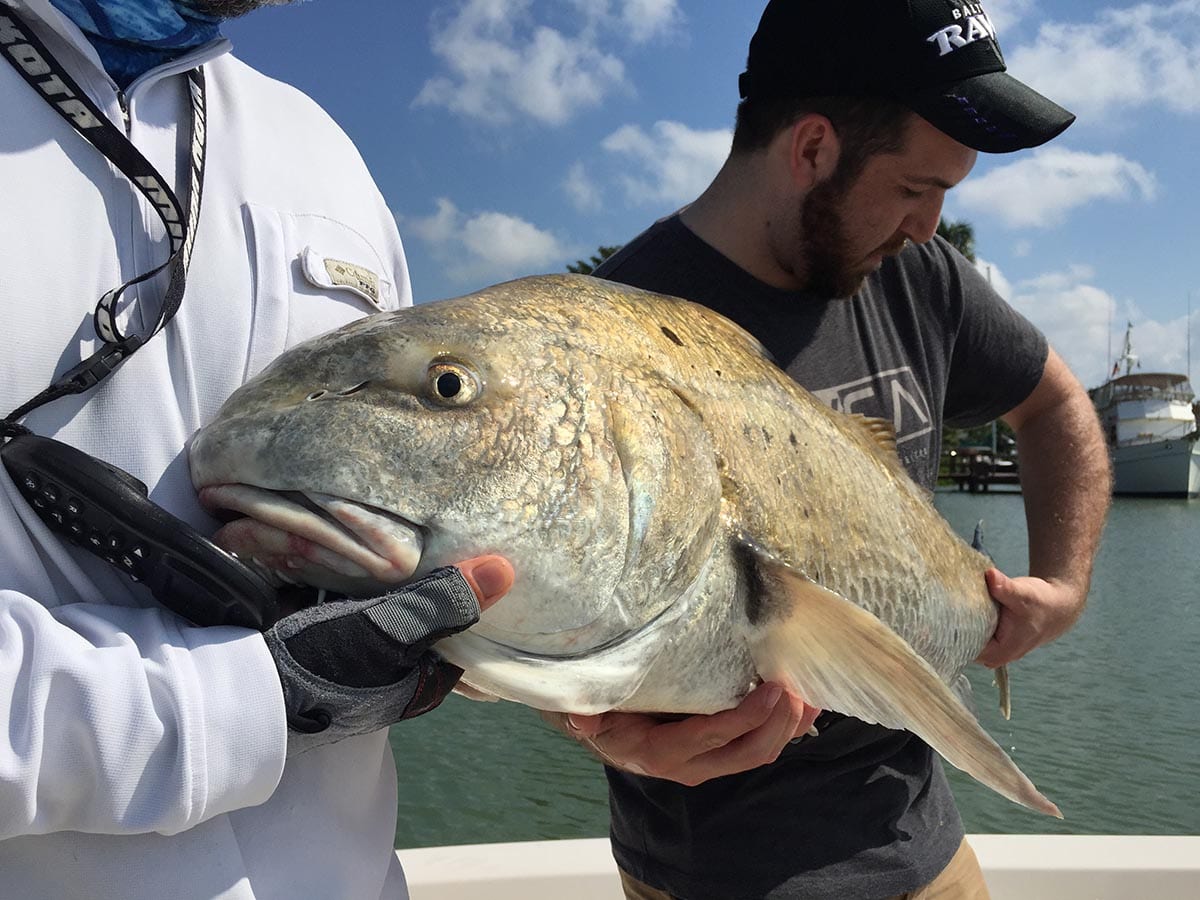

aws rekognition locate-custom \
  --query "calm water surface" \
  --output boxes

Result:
[390,491,1200,847]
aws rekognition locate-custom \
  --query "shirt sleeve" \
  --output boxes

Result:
[0,589,287,838]
[940,241,1049,427]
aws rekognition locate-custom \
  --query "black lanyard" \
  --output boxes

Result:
[0,8,207,436]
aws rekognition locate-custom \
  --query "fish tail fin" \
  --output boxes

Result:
[745,560,1061,818]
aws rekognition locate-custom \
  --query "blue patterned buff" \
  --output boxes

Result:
[49,0,221,88]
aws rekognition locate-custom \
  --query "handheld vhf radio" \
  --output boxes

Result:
[2,433,281,629]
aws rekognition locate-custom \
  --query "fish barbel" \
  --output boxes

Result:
[189,274,1059,816]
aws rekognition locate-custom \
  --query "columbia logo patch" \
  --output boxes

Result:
[324,258,380,304]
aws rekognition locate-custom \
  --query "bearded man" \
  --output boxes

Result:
[0,3,513,898]
[556,2,1112,899]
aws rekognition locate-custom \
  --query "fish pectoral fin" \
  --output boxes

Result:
[434,631,648,715]
[453,681,502,703]
[744,562,1060,818]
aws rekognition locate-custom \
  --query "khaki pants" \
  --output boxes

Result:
[617,838,990,900]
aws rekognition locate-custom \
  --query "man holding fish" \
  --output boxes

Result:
[179,2,1110,898]
[558,1,1111,898]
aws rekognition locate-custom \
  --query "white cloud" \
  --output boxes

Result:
[957,147,1157,228]
[414,0,679,125]
[406,197,460,245]
[615,0,683,43]
[985,0,1038,34]
[1007,1,1200,119]
[978,259,1117,387]
[563,161,601,212]
[978,260,1200,389]
[600,120,731,206]
[404,198,572,284]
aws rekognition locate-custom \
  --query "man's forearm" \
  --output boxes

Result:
[1013,386,1111,601]
[973,352,1110,667]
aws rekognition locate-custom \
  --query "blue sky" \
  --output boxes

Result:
[225,0,1200,390]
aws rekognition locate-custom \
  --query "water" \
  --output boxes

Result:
[390,491,1200,848]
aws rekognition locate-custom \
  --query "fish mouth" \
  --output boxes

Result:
[197,483,425,592]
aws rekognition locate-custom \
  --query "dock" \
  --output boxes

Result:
[942,446,1021,493]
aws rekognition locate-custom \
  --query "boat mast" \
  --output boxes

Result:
[1117,322,1138,377]
[1107,304,1113,382]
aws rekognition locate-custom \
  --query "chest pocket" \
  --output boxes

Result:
[243,203,396,378]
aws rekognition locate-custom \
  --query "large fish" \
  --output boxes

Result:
[189,274,1059,816]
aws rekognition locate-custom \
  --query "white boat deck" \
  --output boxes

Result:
[398,835,1200,899]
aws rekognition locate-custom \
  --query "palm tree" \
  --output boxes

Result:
[567,245,622,275]
[937,218,975,262]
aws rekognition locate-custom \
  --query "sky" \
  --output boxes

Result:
[224,0,1200,390]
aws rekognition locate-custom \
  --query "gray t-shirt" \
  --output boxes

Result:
[593,215,1047,900]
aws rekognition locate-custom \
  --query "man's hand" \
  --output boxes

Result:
[976,567,1085,668]
[267,555,513,755]
[548,683,820,786]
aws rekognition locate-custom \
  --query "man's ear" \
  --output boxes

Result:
[784,114,841,189]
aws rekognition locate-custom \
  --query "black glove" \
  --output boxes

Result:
[263,566,479,756]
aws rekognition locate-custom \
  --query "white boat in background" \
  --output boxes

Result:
[397,835,1200,899]
[1088,324,1200,497]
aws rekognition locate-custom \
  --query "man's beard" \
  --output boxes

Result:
[795,177,868,299]
[186,0,293,18]
[794,174,910,299]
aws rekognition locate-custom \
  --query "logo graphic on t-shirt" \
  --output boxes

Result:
[811,367,936,483]
[811,367,933,446]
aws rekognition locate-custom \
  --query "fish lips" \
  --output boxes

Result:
[197,483,425,596]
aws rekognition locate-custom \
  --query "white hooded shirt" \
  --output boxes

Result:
[0,2,415,896]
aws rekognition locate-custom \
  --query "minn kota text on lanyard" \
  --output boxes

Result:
[0,7,207,433]
[0,11,282,632]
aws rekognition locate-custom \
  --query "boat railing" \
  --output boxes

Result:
[398,835,1200,900]
[1117,422,1199,446]
[1090,372,1197,406]
[1107,386,1194,405]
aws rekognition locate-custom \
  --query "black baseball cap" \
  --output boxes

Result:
[737,0,1075,153]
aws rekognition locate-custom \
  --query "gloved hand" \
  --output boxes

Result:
[263,556,512,755]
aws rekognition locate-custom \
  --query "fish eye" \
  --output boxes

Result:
[426,359,481,406]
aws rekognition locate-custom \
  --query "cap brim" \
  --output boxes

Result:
[904,71,1075,154]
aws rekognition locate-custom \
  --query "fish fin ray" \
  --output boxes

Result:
[952,674,977,717]
[745,561,1060,817]
[995,664,1012,720]
[850,414,899,455]
[971,520,999,565]
[453,682,501,702]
